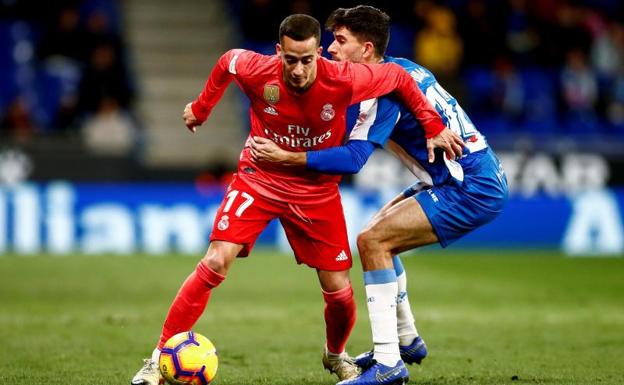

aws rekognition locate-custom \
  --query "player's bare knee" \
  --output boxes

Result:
[200,254,227,274]
[200,241,241,274]
[318,270,351,292]
[201,249,231,274]
[357,229,383,258]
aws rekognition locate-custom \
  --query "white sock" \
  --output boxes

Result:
[364,269,400,367]
[326,346,347,362]
[393,256,419,346]
[151,347,161,363]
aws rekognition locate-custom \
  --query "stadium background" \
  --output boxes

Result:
[1,1,623,385]
[1,0,623,255]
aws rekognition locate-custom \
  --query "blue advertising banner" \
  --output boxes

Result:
[451,189,623,255]
[0,182,622,256]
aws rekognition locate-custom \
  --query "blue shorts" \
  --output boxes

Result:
[413,148,508,248]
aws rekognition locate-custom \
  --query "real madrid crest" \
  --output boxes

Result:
[263,84,280,105]
[321,103,335,121]
[217,215,229,231]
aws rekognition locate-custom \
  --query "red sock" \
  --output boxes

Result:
[158,262,225,349]
[323,284,357,354]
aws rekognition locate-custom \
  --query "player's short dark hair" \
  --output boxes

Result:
[279,14,321,46]
[326,5,390,57]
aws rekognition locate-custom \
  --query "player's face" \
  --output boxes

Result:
[327,26,367,63]
[277,36,322,93]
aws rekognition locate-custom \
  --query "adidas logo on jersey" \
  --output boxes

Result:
[335,250,348,261]
[264,106,278,115]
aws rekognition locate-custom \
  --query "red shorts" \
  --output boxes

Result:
[209,175,352,271]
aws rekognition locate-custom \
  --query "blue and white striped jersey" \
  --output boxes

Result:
[346,56,489,186]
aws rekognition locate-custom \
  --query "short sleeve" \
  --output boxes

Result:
[348,97,400,147]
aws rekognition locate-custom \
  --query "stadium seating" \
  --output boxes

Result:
[1,0,623,158]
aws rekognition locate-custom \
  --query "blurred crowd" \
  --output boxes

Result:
[233,0,624,141]
[1,0,623,153]
[0,0,136,154]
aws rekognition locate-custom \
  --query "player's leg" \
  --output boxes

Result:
[280,197,359,381]
[352,193,428,372]
[132,176,274,385]
[131,241,241,385]
[317,268,355,355]
[346,155,509,384]
[339,198,435,385]
[157,241,241,350]
[318,269,359,379]
[359,197,436,364]
[367,191,426,356]
[391,255,427,365]
[359,197,438,272]
[317,269,360,380]
[368,180,430,225]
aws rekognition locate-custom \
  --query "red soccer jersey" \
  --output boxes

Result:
[191,49,445,204]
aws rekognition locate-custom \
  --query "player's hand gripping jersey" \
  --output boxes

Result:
[191,49,445,204]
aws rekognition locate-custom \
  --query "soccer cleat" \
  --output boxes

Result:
[337,360,409,385]
[131,358,163,385]
[354,336,428,369]
[399,336,428,365]
[322,346,361,381]
[353,350,376,370]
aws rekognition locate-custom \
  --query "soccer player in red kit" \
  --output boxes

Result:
[131,14,462,385]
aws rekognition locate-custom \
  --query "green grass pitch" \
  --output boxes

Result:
[1,250,623,385]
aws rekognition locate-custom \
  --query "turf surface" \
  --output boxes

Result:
[0,250,622,385]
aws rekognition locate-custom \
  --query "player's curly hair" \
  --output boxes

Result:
[279,14,321,47]
[325,5,390,58]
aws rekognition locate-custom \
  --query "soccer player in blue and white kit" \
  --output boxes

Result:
[250,5,508,385]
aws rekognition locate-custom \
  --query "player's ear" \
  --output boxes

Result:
[317,46,323,56]
[276,43,282,56]
[363,42,375,60]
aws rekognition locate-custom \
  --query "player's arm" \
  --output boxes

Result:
[249,137,375,174]
[184,49,246,132]
[348,62,464,162]
[307,140,376,174]
[348,62,443,137]
[250,98,397,173]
